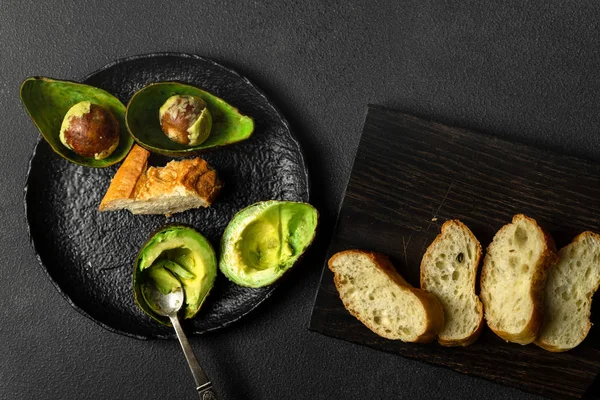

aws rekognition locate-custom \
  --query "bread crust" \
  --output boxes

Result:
[329,249,444,344]
[99,144,222,213]
[421,220,484,347]
[136,158,222,203]
[99,145,150,210]
[480,214,558,344]
[534,231,600,352]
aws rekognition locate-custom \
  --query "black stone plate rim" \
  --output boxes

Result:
[23,52,310,340]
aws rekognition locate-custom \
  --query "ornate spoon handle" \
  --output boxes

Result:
[169,315,219,400]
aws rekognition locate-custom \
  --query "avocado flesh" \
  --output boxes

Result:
[220,201,318,287]
[134,226,217,324]
[156,259,196,280]
[147,265,182,295]
[20,77,133,167]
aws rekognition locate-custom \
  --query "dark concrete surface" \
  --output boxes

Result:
[1,1,599,399]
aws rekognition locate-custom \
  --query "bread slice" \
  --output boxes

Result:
[535,232,600,352]
[421,220,483,346]
[328,250,444,343]
[99,145,222,215]
[480,214,558,344]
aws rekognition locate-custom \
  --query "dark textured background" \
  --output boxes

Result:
[1,1,599,399]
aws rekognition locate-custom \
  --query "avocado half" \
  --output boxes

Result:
[134,225,217,324]
[126,82,254,156]
[219,201,318,288]
[20,77,134,167]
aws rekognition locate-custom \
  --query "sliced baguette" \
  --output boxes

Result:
[421,220,483,346]
[535,232,600,352]
[99,145,222,215]
[328,250,444,343]
[480,214,558,344]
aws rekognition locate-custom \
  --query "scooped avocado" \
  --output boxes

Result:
[20,77,133,167]
[220,201,318,288]
[126,82,254,156]
[147,265,182,295]
[134,225,217,324]
[157,259,196,280]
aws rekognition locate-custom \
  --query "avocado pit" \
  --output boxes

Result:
[159,94,212,146]
[60,101,120,160]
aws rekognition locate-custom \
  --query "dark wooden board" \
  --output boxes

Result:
[309,105,600,399]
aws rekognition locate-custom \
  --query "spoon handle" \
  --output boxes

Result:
[169,315,219,400]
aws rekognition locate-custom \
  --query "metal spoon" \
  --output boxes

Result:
[143,284,219,400]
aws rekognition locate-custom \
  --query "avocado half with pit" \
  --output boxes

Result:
[20,77,133,167]
[220,201,318,288]
[126,82,254,156]
[134,225,217,324]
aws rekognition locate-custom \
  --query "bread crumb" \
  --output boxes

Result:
[431,217,438,222]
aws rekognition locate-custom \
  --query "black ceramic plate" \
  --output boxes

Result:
[25,53,309,339]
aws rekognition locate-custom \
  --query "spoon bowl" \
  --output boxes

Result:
[142,283,184,317]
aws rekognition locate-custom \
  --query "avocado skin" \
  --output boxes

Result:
[134,224,217,325]
[219,201,318,288]
[20,76,133,167]
[126,82,254,156]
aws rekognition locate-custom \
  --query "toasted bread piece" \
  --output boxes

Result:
[421,220,483,346]
[535,232,600,352]
[99,145,150,206]
[329,250,444,343]
[480,214,558,344]
[99,145,222,215]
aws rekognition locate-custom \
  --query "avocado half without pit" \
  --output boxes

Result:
[126,82,254,156]
[220,201,319,288]
[20,77,133,167]
[134,225,217,324]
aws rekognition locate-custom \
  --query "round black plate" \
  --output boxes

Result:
[25,53,309,339]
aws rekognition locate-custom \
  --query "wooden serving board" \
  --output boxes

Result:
[309,105,600,399]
